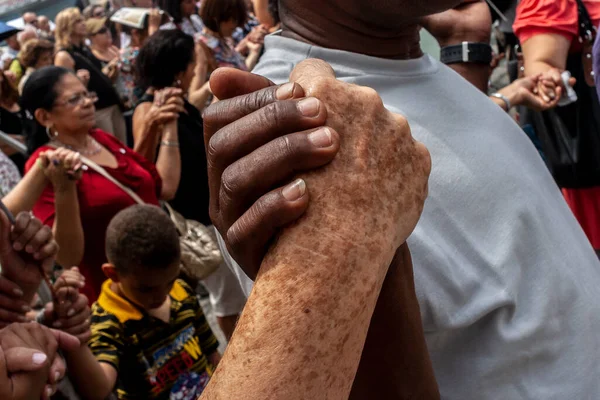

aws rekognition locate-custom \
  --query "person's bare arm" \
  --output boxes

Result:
[421,0,492,93]
[3,166,48,215]
[521,33,571,102]
[521,33,570,76]
[155,119,181,201]
[132,89,183,161]
[189,42,213,111]
[54,51,75,71]
[63,347,116,400]
[349,244,439,399]
[252,0,276,28]
[200,59,431,400]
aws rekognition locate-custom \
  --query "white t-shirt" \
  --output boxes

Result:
[219,34,600,399]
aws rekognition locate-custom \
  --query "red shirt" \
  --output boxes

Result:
[25,130,162,302]
[514,0,600,45]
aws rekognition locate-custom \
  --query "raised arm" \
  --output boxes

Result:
[200,59,431,400]
[40,149,85,268]
[3,164,48,215]
[132,88,183,162]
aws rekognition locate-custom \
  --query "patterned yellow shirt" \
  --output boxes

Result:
[89,279,219,400]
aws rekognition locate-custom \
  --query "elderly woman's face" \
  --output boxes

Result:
[44,74,97,135]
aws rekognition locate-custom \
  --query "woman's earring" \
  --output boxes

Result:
[46,126,58,140]
[176,79,182,88]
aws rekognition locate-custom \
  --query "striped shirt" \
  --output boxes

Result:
[89,279,219,400]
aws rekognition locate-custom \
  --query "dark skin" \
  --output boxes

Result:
[279,0,462,59]
[205,68,439,399]
[421,0,492,92]
[203,1,483,396]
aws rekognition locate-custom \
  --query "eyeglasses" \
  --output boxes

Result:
[55,92,98,108]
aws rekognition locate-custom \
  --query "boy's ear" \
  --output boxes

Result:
[102,263,120,282]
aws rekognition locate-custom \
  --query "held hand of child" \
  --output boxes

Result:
[43,268,91,344]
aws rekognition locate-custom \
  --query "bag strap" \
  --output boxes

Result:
[575,0,596,43]
[45,143,146,205]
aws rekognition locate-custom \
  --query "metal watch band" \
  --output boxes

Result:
[490,92,511,112]
[440,42,493,65]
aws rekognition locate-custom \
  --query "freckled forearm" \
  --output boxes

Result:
[201,205,396,400]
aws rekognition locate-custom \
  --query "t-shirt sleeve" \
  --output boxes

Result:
[89,304,124,372]
[513,0,578,44]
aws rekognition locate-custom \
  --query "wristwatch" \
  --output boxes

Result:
[440,42,493,65]
[490,92,511,111]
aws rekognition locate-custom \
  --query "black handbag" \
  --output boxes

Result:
[522,0,600,189]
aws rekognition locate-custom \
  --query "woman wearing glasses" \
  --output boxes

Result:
[7,66,180,303]
[54,8,127,144]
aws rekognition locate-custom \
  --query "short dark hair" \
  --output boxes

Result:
[136,29,195,90]
[106,205,181,274]
[199,0,248,33]
[157,0,186,23]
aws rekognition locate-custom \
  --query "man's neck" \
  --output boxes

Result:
[279,7,423,60]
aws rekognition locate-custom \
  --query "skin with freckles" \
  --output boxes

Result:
[200,59,431,400]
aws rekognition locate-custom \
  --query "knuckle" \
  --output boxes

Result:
[220,165,240,201]
[276,135,294,160]
[260,101,283,129]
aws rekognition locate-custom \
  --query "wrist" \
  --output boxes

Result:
[53,181,77,195]
[498,84,521,107]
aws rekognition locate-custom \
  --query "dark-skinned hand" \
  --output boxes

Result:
[204,68,341,279]
[0,210,58,288]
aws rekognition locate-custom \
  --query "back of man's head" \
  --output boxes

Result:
[106,205,181,275]
[279,0,462,27]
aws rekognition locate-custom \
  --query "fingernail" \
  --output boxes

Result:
[22,305,31,312]
[46,386,54,398]
[67,309,76,317]
[297,97,320,117]
[55,371,61,381]
[25,245,33,253]
[282,179,306,201]
[32,352,47,365]
[542,95,550,102]
[13,242,22,251]
[308,128,333,148]
[13,288,23,297]
[276,82,295,100]
[53,321,62,328]
[18,315,28,322]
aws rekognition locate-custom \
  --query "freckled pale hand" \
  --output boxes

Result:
[200,59,431,400]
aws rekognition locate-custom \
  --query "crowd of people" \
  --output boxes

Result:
[0,0,599,399]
